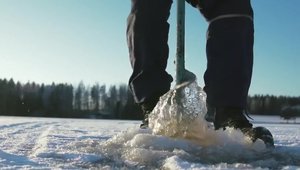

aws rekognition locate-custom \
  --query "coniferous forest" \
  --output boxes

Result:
[0,78,299,120]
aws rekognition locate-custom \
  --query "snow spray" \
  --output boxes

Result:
[149,81,219,146]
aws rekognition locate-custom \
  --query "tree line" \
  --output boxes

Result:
[247,95,300,120]
[0,78,141,120]
[0,78,299,120]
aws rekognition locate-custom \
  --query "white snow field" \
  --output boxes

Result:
[0,115,299,169]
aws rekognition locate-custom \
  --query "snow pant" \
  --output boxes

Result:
[127,0,254,110]
[127,0,173,104]
[204,17,254,109]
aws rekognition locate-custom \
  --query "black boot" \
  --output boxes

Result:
[140,110,150,129]
[139,96,160,129]
[214,107,274,148]
[205,105,216,122]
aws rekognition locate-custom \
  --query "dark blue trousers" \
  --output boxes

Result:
[127,0,173,104]
[127,0,253,109]
[204,17,254,109]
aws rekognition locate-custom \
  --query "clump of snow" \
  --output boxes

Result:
[98,126,280,169]
[149,81,218,146]
[147,81,266,150]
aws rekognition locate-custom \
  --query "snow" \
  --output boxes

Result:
[0,116,299,169]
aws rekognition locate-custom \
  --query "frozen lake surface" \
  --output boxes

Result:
[0,115,299,169]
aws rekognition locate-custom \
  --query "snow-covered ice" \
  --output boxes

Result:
[0,115,299,169]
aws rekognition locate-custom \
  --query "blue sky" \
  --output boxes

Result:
[0,0,299,96]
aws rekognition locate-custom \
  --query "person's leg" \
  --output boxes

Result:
[204,17,254,110]
[204,17,254,129]
[127,0,173,108]
[204,18,274,148]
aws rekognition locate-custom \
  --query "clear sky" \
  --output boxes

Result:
[0,0,299,96]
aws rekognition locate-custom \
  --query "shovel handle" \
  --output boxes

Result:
[176,0,185,85]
